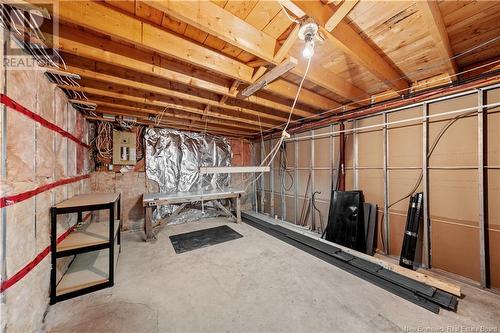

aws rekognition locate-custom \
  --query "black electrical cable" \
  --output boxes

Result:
[388,110,476,209]
[311,191,324,233]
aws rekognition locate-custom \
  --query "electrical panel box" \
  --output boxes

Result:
[112,131,136,165]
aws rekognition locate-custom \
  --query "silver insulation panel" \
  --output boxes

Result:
[144,128,232,223]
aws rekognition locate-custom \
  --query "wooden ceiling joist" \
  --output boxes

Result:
[26,0,491,140]
[90,105,255,135]
[63,65,293,123]
[325,0,359,32]
[417,0,458,76]
[144,0,360,104]
[90,105,254,135]
[142,0,277,61]
[50,27,316,119]
[242,57,298,97]
[93,103,260,133]
[58,1,253,81]
[86,115,247,138]
[52,0,337,111]
[286,1,410,93]
[58,84,275,129]
[252,66,268,82]
[274,25,300,63]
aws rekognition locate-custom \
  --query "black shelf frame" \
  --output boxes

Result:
[50,194,121,304]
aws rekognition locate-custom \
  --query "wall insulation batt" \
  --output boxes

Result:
[255,85,500,289]
[0,59,91,330]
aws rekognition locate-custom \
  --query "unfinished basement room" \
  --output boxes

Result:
[1,0,500,332]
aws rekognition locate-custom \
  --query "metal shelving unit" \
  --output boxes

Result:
[50,193,121,304]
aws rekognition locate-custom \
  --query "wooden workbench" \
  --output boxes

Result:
[142,188,244,241]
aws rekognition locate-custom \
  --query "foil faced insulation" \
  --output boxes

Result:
[144,128,232,223]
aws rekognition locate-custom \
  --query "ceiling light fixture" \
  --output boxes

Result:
[298,17,318,59]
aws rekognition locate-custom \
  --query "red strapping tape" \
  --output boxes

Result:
[0,94,90,149]
[0,213,91,293]
[0,174,90,208]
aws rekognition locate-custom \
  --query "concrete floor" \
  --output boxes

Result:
[43,218,500,333]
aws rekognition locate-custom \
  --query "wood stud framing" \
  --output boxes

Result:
[54,1,338,112]
[23,0,497,137]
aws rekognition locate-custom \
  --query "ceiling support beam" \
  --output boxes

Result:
[49,26,316,118]
[56,1,253,82]
[143,0,277,61]
[92,111,250,136]
[86,115,248,138]
[286,1,410,93]
[59,84,274,129]
[325,0,359,32]
[274,25,300,63]
[142,0,356,104]
[64,65,289,123]
[252,66,268,82]
[50,1,337,110]
[221,80,241,104]
[88,102,256,134]
[417,0,458,76]
[242,57,298,97]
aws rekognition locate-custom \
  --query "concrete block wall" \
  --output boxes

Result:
[87,138,252,232]
[0,62,91,331]
[90,171,146,232]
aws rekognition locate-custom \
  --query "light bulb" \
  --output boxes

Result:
[302,38,314,59]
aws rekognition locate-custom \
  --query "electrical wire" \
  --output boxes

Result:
[283,101,500,143]
[279,144,294,192]
[387,110,477,209]
[311,191,323,233]
[244,56,313,192]
[250,36,500,136]
[154,107,169,127]
[375,108,482,253]
[117,116,137,130]
[258,58,500,137]
[90,121,113,163]
[136,125,145,161]
[278,1,300,24]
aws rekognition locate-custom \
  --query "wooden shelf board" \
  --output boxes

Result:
[57,220,120,252]
[55,193,120,209]
[56,240,119,296]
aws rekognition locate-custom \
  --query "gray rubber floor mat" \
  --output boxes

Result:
[169,225,243,254]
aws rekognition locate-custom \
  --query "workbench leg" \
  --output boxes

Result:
[144,206,154,242]
[236,196,241,223]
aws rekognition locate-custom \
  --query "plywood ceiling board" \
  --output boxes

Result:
[245,1,281,31]
[223,0,258,20]
[262,10,294,40]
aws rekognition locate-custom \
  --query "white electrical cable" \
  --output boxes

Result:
[244,56,313,192]
[90,121,113,160]
[278,1,300,24]
[251,36,500,136]
[283,101,500,142]
[255,58,500,136]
